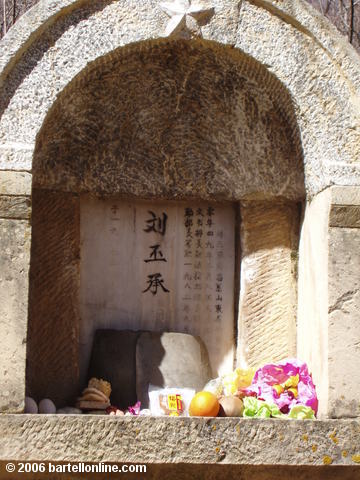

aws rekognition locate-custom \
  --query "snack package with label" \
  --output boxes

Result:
[148,386,195,417]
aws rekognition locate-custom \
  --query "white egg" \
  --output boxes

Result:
[39,398,56,414]
[25,396,38,414]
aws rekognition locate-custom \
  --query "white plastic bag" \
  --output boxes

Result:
[148,385,195,417]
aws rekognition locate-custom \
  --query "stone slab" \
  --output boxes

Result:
[27,190,80,408]
[80,198,236,388]
[87,329,140,410]
[297,190,331,419]
[328,227,360,419]
[330,206,360,228]
[0,416,359,467]
[330,186,360,206]
[0,195,31,219]
[0,219,31,413]
[329,187,360,228]
[0,170,31,195]
[238,202,298,367]
[136,332,212,408]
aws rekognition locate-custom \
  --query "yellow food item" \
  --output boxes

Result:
[272,384,285,396]
[189,391,220,417]
[223,368,256,395]
[288,387,298,398]
[88,378,112,398]
[283,374,299,389]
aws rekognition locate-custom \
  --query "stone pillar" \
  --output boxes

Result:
[297,189,330,419]
[328,187,360,418]
[0,171,32,413]
[298,187,360,418]
[237,201,299,368]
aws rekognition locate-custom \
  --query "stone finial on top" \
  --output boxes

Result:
[160,0,215,39]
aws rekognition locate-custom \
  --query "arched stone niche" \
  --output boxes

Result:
[27,39,303,407]
[0,0,359,420]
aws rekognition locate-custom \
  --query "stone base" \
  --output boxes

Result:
[0,416,359,472]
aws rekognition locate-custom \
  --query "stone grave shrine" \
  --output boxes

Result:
[0,0,360,475]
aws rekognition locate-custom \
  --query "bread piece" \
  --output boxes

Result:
[80,392,108,403]
[88,378,112,398]
[81,387,109,402]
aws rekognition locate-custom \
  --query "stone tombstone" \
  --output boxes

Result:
[80,198,236,385]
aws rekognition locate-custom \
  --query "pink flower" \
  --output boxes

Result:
[127,401,141,416]
[245,359,318,415]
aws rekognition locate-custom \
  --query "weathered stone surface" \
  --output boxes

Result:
[136,332,211,408]
[328,227,360,419]
[330,186,360,206]
[0,195,30,219]
[27,189,80,408]
[0,219,31,413]
[330,206,360,228]
[0,170,31,195]
[298,186,360,419]
[237,1,360,194]
[329,187,360,228]
[238,202,299,367]
[0,0,358,195]
[33,40,304,200]
[0,415,359,468]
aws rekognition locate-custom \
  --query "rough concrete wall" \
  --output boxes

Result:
[27,189,80,408]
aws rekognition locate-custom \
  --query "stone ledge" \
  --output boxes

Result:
[0,416,359,467]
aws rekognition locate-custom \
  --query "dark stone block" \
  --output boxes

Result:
[87,329,140,409]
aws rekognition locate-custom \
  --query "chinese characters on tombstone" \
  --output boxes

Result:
[80,199,235,381]
[143,211,170,295]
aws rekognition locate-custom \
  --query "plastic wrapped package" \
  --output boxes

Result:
[148,385,195,417]
[203,377,224,397]
[203,368,256,398]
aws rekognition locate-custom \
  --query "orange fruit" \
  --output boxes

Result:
[189,391,220,417]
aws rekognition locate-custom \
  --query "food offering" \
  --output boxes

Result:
[191,358,319,419]
[34,359,318,419]
[76,378,111,411]
[189,391,220,417]
[149,386,195,417]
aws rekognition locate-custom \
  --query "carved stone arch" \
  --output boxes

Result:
[0,0,359,418]
[32,39,304,200]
